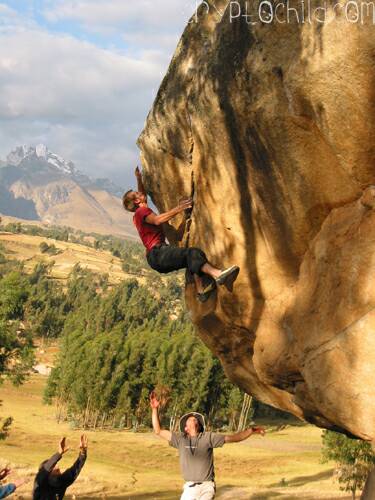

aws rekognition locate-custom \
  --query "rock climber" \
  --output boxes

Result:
[150,391,265,499]
[122,167,239,302]
[32,435,88,500]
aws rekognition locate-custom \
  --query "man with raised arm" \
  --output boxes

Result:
[0,467,28,498]
[122,167,239,302]
[33,435,88,500]
[150,391,265,499]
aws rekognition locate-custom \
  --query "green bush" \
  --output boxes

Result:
[39,242,61,256]
[39,241,49,253]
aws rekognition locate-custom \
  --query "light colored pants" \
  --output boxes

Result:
[180,481,216,500]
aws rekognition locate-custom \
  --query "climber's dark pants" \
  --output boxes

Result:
[146,244,208,275]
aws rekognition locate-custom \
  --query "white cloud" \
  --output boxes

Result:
[0,118,140,186]
[122,31,181,58]
[44,0,196,32]
[0,3,18,17]
[0,3,35,28]
[0,1,193,186]
[42,1,196,64]
[0,29,161,121]
[0,24,170,184]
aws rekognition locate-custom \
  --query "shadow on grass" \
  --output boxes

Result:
[72,472,341,500]
[78,490,181,499]
[79,485,260,499]
[247,493,284,499]
[78,485,264,499]
[71,481,352,500]
[268,468,334,488]
[248,494,350,500]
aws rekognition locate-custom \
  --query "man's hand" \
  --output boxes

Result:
[14,478,29,488]
[80,434,88,452]
[225,426,266,443]
[135,166,147,196]
[0,466,11,480]
[150,390,172,441]
[59,437,69,455]
[146,198,193,226]
[178,198,193,211]
[251,426,266,436]
[150,391,160,409]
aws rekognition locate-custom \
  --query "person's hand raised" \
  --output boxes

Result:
[150,390,161,409]
[0,466,11,480]
[58,437,69,455]
[80,434,88,451]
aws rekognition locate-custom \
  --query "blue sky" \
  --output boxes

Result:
[0,1,197,186]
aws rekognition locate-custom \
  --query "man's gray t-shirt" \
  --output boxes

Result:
[169,432,225,482]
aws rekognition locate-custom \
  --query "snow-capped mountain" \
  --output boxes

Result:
[0,145,135,238]
[6,144,76,176]
[3,144,125,197]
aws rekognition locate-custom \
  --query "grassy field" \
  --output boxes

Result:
[0,231,146,285]
[0,375,351,499]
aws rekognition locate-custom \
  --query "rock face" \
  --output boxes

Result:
[138,0,375,439]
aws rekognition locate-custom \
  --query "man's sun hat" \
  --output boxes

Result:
[179,412,206,433]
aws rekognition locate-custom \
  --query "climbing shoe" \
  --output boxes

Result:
[216,266,240,287]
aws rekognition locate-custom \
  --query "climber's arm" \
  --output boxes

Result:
[145,199,192,226]
[135,166,146,196]
[163,215,189,242]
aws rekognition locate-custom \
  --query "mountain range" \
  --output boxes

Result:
[0,145,136,239]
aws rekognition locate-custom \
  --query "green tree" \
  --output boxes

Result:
[4,222,22,234]
[0,271,30,319]
[0,320,34,386]
[0,416,13,440]
[322,430,375,499]
[0,245,6,264]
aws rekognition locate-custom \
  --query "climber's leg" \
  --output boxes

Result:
[146,245,207,297]
[185,248,213,299]
[147,245,189,274]
[147,245,239,299]
[188,250,240,289]
[215,265,240,287]
[186,249,240,300]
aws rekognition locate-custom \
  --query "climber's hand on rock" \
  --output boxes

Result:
[135,166,142,179]
[178,198,193,211]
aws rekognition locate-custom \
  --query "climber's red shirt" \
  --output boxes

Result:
[133,206,165,253]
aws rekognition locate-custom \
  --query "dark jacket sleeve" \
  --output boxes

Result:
[33,453,62,499]
[0,484,16,499]
[60,451,87,487]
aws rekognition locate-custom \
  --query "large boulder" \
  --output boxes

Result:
[138,0,375,439]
